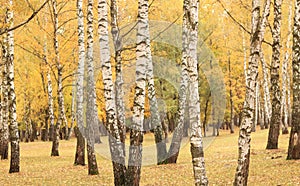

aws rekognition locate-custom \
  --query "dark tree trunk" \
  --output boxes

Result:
[266,0,283,150]
[287,0,300,160]
[51,121,60,156]
[228,52,234,134]
[49,125,54,141]
[87,142,99,175]
[203,93,211,137]
[0,141,8,160]
[167,112,175,132]
[30,122,37,142]
[74,126,85,165]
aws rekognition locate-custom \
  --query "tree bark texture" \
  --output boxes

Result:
[287,0,300,160]
[267,0,283,150]
[7,0,20,173]
[75,0,86,166]
[234,0,271,185]
[86,0,98,175]
[0,32,9,160]
[98,0,126,183]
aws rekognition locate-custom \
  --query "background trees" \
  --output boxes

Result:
[0,0,299,185]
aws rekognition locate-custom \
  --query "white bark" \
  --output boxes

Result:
[234,0,271,184]
[127,0,149,184]
[111,0,126,153]
[98,0,125,182]
[76,0,85,136]
[187,0,208,185]
[0,31,9,160]
[281,0,293,131]
[267,0,283,149]
[7,0,20,173]
[86,0,98,175]
[260,49,271,128]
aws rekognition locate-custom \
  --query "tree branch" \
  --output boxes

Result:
[0,0,50,35]
[217,0,272,47]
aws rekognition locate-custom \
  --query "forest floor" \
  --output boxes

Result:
[0,127,300,185]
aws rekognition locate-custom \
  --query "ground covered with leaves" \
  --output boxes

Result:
[0,128,299,185]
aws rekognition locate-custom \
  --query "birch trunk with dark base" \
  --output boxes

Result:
[165,0,189,164]
[187,1,208,184]
[51,0,61,156]
[234,0,270,185]
[98,0,126,183]
[287,0,300,160]
[126,0,151,184]
[267,0,283,150]
[75,0,86,166]
[0,34,9,160]
[86,0,98,175]
[7,0,19,173]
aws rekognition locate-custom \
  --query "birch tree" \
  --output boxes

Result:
[287,0,300,160]
[143,1,167,164]
[260,50,271,129]
[86,0,98,175]
[7,0,20,173]
[234,0,270,184]
[47,71,55,142]
[74,0,85,166]
[0,34,9,160]
[51,0,61,156]
[126,0,150,184]
[281,0,293,134]
[166,0,189,164]
[267,0,283,150]
[111,0,126,159]
[98,0,126,182]
[228,51,234,133]
[185,0,208,185]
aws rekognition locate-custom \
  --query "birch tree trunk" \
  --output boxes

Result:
[242,29,247,86]
[86,0,98,175]
[267,0,283,149]
[234,0,270,184]
[7,0,20,173]
[74,0,85,166]
[126,0,149,184]
[252,80,259,132]
[228,51,234,133]
[51,0,61,156]
[186,0,208,185]
[98,0,126,183]
[111,0,126,153]
[0,34,9,160]
[142,0,167,164]
[260,50,271,129]
[287,59,292,127]
[287,61,292,127]
[287,0,300,160]
[47,70,55,141]
[165,0,189,164]
[281,0,293,134]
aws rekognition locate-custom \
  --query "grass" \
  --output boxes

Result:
[0,128,300,185]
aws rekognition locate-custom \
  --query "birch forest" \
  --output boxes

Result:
[1,0,300,185]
